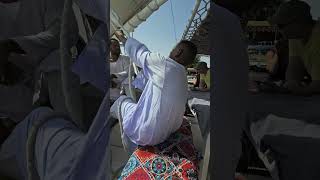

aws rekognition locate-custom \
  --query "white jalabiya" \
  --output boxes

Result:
[111,37,188,146]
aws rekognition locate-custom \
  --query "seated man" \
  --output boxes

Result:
[110,30,198,148]
[109,38,133,102]
[265,49,278,75]
[270,0,320,96]
[0,101,200,180]
[195,61,210,91]
[267,40,289,82]
[0,30,201,179]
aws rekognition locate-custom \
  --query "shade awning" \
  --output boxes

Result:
[110,0,168,36]
[246,21,277,32]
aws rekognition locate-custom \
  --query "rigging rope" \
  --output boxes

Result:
[169,0,177,42]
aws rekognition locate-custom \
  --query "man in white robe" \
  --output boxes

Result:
[109,38,132,102]
[110,30,198,149]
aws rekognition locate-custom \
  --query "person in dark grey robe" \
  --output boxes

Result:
[212,2,249,180]
[0,0,79,123]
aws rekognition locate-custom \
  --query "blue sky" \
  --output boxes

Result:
[130,0,210,67]
[133,0,195,56]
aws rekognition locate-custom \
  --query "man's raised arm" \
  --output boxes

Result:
[114,30,151,68]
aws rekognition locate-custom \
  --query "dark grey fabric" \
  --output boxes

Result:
[248,94,320,124]
[0,2,19,39]
[188,100,210,140]
[212,3,249,180]
[246,94,320,180]
[187,91,210,139]
[188,91,210,101]
[262,135,320,180]
[0,83,34,123]
[0,93,113,180]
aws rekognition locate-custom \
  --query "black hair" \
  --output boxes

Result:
[179,40,198,57]
[110,38,119,43]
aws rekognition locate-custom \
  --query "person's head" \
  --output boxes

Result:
[269,0,314,39]
[110,38,121,61]
[265,49,276,59]
[195,61,209,74]
[169,40,197,66]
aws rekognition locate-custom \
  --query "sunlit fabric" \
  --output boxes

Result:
[118,119,200,179]
[113,37,188,146]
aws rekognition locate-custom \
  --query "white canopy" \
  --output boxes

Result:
[110,0,168,36]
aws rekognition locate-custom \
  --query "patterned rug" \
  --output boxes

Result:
[118,119,201,180]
